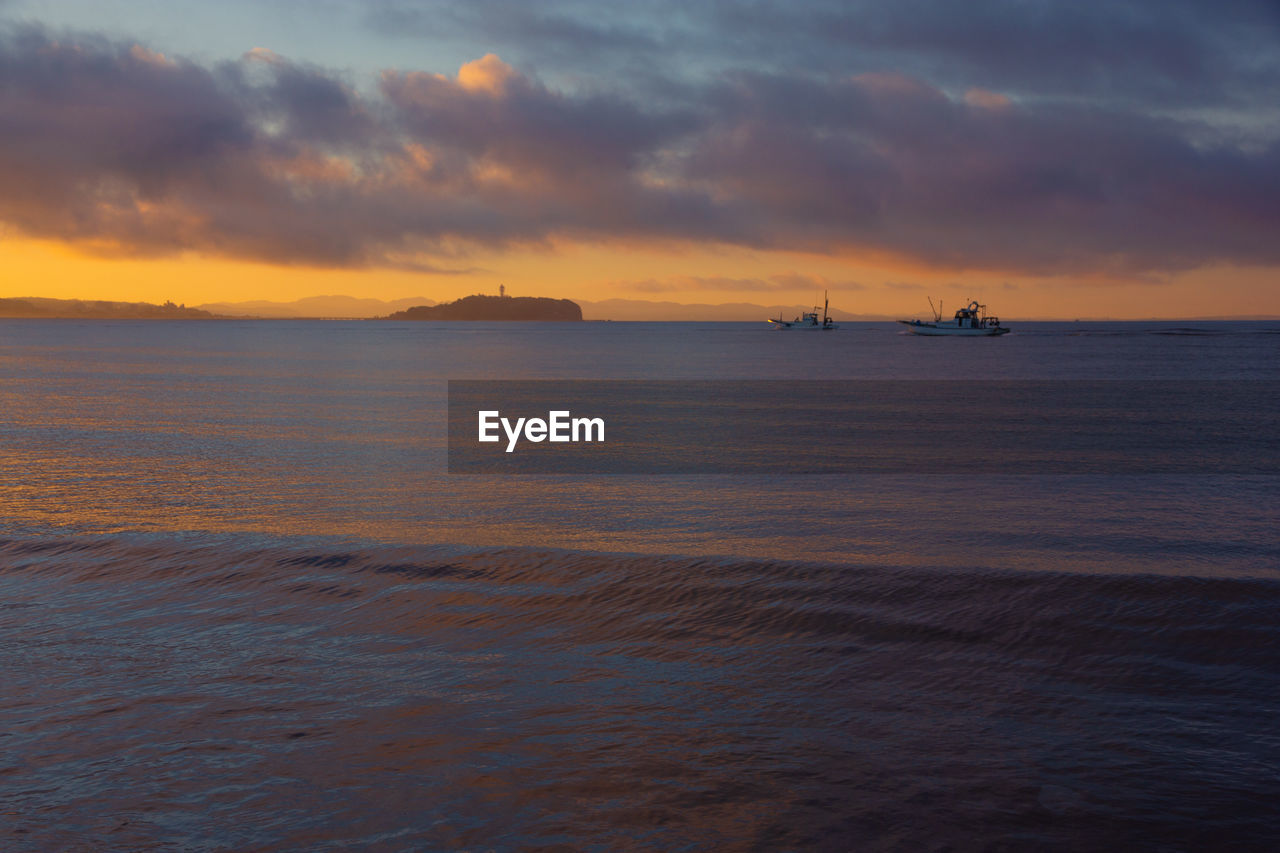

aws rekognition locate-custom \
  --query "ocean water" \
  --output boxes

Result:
[1,319,1278,850]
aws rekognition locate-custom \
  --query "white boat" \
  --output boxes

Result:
[769,292,838,329]
[899,299,1009,336]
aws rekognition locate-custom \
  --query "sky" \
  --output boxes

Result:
[2,0,1279,317]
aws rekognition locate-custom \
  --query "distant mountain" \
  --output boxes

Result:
[195,295,435,318]
[576,298,896,322]
[3,294,1269,322]
[386,295,583,321]
[0,297,216,319]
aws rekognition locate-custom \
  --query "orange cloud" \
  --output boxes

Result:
[457,53,517,94]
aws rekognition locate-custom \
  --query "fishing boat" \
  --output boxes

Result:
[769,292,838,329]
[899,299,1009,336]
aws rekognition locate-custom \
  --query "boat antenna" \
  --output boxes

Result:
[927,296,941,322]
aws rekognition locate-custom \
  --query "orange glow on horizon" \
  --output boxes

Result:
[3,235,1277,319]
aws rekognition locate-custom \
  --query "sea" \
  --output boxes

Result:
[1,318,1277,851]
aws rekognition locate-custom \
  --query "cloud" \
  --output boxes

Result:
[0,19,1279,277]
[455,53,516,94]
[362,1,1280,115]
[683,69,1280,273]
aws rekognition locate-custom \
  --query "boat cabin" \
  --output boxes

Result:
[952,301,1001,330]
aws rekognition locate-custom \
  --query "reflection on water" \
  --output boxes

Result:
[2,534,1279,850]
[1,320,1277,573]
[1,319,1278,848]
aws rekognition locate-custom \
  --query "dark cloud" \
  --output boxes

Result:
[1,16,1279,275]
[239,49,379,147]
[682,69,1280,272]
[711,0,1280,107]
[0,28,255,240]
[364,1,1280,115]
[0,27,721,266]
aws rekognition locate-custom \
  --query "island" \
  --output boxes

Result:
[384,294,583,322]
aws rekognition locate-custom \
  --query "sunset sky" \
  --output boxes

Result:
[3,0,1279,317]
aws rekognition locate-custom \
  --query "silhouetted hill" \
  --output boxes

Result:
[386,295,583,321]
[0,297,216,319]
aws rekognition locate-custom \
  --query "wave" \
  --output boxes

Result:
[4,531,1279,640]
[3,531,1278,850]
